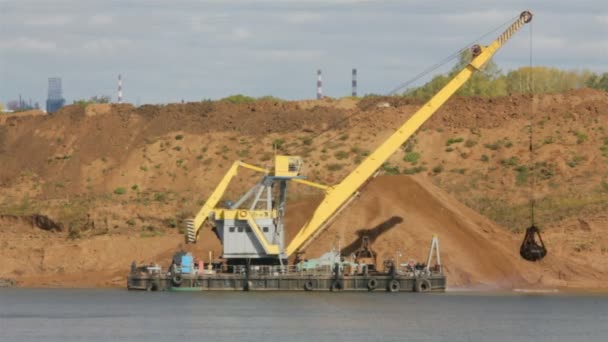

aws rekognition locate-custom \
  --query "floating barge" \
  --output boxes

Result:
[128,237,446,293]
[127,265,445,293]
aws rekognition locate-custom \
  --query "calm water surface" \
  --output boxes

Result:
[1,289,607,341]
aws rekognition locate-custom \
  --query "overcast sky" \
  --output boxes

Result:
[0,0,606,105]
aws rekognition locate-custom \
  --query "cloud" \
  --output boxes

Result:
[82,38,131,53]
[283,11,323,24]
[439,10,517,26]
[0,37,57,52]
[22,15,72,27]
[231,27,252,40]
[89,14,113,26]
[249,49,326,62]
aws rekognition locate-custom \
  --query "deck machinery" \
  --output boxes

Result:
[128,11,533,292]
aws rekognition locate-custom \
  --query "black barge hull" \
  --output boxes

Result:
[127,274,446,292]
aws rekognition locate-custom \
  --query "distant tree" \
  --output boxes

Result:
[406,49,505,99]
[503,67,594,94]
[220,94,256,104]
[405,50,603,99]
[586,72,608,91]
[73,95,111,107]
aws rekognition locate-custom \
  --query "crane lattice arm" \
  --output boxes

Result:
[285,11,533,256]
[186,161,269,243]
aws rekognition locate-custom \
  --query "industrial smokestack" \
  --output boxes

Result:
[118,74,123,104]
[316,69,323,100]
[352,68,357,97]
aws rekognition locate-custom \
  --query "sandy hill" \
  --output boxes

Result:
[1,89,607,289]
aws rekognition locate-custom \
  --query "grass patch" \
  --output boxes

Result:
[515,165,529,186]
[403,152,421,164]
[403,166,427,175]
[432,165,443,174]
[114,187,127,195]
[446,137,464,146]
[500,156,519,168]
[272,139,285,150]
[334,150,350,160]
[567,155,586,168]
[466,194,608,232]
[600,138,608,158]
[220,94,256,104]
[382,163,400,175]
[326,163,344,171]
[573,131,588,144]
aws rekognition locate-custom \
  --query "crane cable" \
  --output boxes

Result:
[387,14,520,95]
[528,19,536,227]
[287,14,521,158]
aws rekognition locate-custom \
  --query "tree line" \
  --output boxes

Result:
[405,51,608,99]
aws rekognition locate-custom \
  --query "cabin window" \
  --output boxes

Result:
[263,227,269,233]
[229,227,235,233]
[237,227,244,233]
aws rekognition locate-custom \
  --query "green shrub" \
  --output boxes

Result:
[432,165,443,173]
[326,163,344,171]
[446,137,464,146]
[567,155,586,168]
[403,166,427,175]
[154,192,167,202]
[382,163,400,175]
[334,150,349,160]
[114,187,127,195]
[574,131,588,144]
[500,157,519,168]
[403,152,421,164]
[484,141,502,151]
[175,134,184,140]
[481,154,489,162]
[601,138,608,157]
[515,166,529,185]
[339,134,349,141]
[131,184,139,191]
[164,217,178,228]
[464,139,477,148]
[221,94,256,104]
[450,168,467,174]
[272,139,285,149]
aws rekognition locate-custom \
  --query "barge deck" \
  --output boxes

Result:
[128,265,446,293]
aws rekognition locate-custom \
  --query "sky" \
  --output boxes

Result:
[0,0,607,105]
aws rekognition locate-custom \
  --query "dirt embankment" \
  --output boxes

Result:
[1,89,607,289]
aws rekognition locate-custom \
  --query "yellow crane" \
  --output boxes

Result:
[186,11,533,263]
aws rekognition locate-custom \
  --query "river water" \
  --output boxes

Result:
[1,289,607,341]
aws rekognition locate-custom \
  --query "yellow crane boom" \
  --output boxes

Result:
[186,161,269,243]
[285,10,533,256]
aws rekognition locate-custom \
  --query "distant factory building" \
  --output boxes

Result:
[46,77,65,113]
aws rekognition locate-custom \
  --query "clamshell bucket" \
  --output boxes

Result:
[519,226,547,261]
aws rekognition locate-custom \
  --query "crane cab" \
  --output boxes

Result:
[273,155,303,178]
